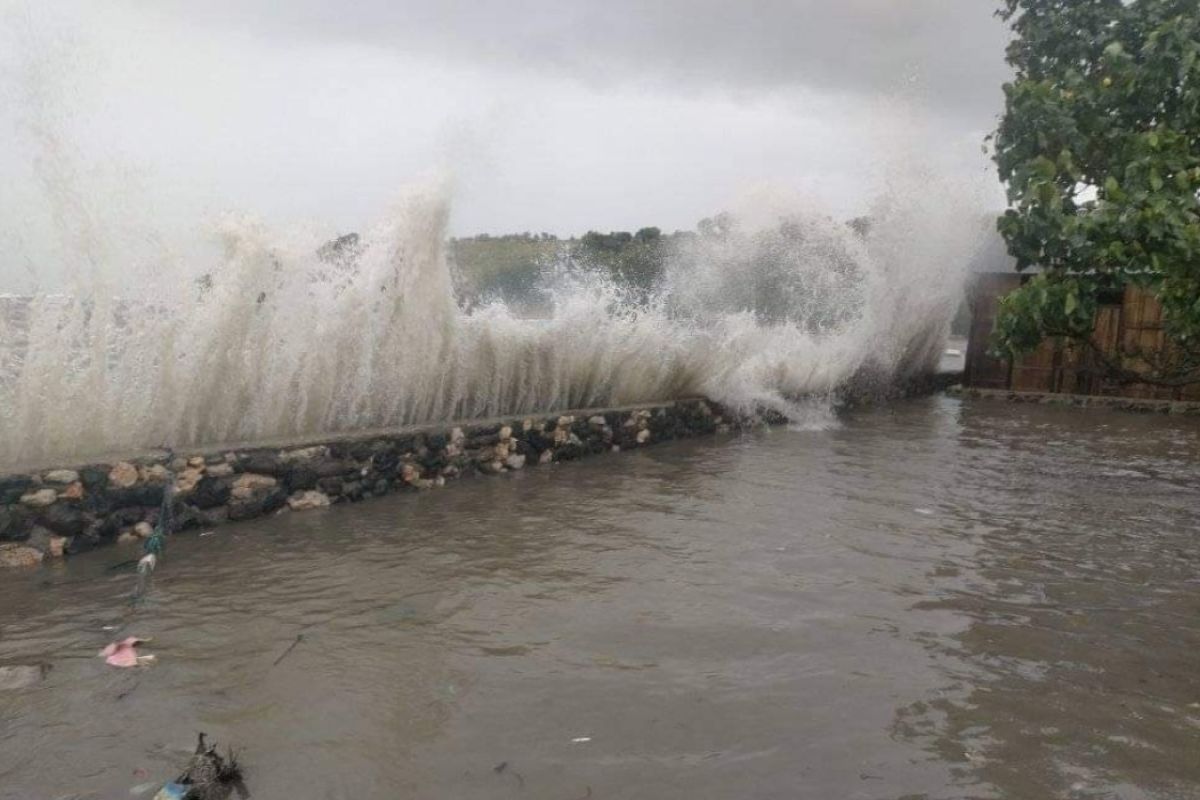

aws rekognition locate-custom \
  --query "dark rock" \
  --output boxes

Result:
[466,433,500,450]
[328,440,374,461]
[238,450,284,476]
[25,525,57,552]
[0,507,32,541]
[341,481,364,501]
[315,459,357,479]
[227,487,287,522]
[373,479,390,495]
[555,441,586,461]
[0,476,33,506]
[78,465,110,493]
[190,477,232,510]
[286,465,319,492]
[523,430,554,454]
[317,476,344,496]
[372,451,400,475]
[36,503,88,537]
[465,422,502,438]
[84,516,121,542]
[111,507,152,527]
[425,432,448,450]
[65,531,100,555]
[106,484,165,510]
[418,449,447,472]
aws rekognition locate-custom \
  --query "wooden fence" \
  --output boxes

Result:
[964,275,1200,401]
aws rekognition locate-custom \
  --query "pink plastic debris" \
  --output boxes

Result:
[99,637,154,667]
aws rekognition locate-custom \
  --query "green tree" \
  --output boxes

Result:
[991,0,1200,386]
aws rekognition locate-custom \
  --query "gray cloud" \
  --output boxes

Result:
[148,0,1012,124]
[0,0,1013,249]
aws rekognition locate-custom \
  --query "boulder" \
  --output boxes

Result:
[280,445,328,463]
[317,477,344,496]
[227,487,287,521]
[0,475,33,505]
[238,450,283,475]
[286,464,320,492]
[36,504,88,536]
[0,544,43,568]
[188,476,232,510]
[231,473,277,496]
[108,462,139,488]
[138,464,170,484]
[43,469,79,485]
[505,454,526,471]
[59,482,84,500]
[105,484,164,510]
[205,463,235,478]
[0,507,32,541]
[287,490,331,511]
[20,489,58,508]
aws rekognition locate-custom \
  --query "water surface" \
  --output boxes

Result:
[2,396,1199,799]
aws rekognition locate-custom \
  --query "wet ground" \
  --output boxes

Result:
[1,396,1199,800]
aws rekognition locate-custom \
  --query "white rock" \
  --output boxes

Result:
[287,490,331,511]
[175,468,204,493]
[498,425,513,441]
[0,544,43,568]
[139,464,170,484]
[134,521,154,538]
[187,456,206,468]
[117,531,139,545]
[206,463,234,477]
[493,442,510,460]
[450,427,465,443]
[280,445,329,463]
[47,536,67,558]
[557,415,574,427]
[505,454,526,470]
[232,473,277,492]
[539,450,554,465]
[588,415,607,427]
[109,462,139,488]
[42,469,79,485]
[20,489,58,508]
[636,429,651,444]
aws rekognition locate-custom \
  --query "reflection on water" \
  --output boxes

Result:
[1,397,1198,799]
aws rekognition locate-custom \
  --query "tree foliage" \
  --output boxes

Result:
[992,0,1200,385]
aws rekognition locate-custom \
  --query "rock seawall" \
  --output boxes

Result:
[0,399,743,567]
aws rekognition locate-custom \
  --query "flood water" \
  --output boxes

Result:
[2,396,1199,800]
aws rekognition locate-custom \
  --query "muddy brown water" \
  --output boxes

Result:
[2,396,1199,800]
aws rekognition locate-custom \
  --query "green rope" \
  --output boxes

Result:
[143,458,175,558]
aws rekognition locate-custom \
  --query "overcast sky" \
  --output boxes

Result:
[0,0,1012,239]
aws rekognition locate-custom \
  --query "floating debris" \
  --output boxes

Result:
[100,637,155,668]
[155,733,246,800]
